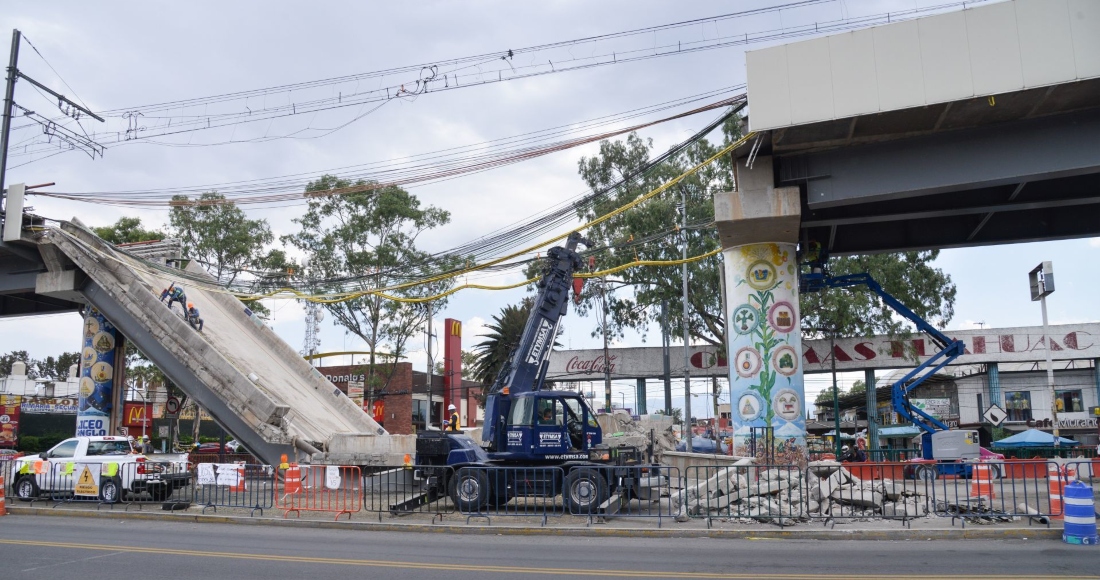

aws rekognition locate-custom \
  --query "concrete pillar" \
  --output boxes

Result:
[635,378,647,415]
[76,308,118,437]
[715,156,804,464]
[988,362,1002,407]
[1094,358,1099,412]
[865,369,878,459]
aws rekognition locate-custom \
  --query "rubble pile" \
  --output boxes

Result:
[672,460,939,526]
[600,410,679,458]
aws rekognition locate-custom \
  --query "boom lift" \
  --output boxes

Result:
[800,260,988,480]
[413,232,663,513]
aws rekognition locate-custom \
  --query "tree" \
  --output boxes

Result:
[655,407,683,425]
[0,350,34,377]
[849,379,867,396]
[93,217,165,245]
[471,300,533,398]
[433,350,480,377]
[34,352,80,382]
[573,115,741,347]
[169,192,275,286]
[284,175,456,398]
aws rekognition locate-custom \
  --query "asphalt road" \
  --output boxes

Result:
[1,515,1098,580]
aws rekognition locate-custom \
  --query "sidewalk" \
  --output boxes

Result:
[4,501,1066,541]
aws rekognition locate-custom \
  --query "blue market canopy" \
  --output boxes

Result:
[993,428,1080,448]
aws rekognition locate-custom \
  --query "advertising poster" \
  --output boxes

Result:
[0,394,19,447]
[76,308,118,437]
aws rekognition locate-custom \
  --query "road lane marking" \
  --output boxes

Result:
[0,539,1094,579]
[21,550,124,573]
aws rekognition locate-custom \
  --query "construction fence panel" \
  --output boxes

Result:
[928,460,1057,527]
[119,459,194,509]
[6,459,190,508]
[681,464,803,528]
[193,462,274,515]
[567,465,676,526]
[808,462,932,528]
[454,466,566,525]
[275,464,362,520]
[362,465,455,522]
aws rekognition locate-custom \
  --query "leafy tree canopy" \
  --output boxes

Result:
[169,192,276,286]
[93,216,165,245]
[284,176,457,382]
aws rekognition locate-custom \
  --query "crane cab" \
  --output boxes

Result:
[498,392,601,461]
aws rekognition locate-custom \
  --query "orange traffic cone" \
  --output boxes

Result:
[0,474,7,516]
[1050,462,1066,519]
[283,465,302,495]
[229,463,247,492]
[970,462,994,500]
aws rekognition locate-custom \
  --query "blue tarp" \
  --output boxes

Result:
[993,428,1080,448]
[675,436,729,454]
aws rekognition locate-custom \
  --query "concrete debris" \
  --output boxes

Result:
[601,411,679,459]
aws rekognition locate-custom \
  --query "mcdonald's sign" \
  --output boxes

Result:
[449,320,462,336]
[122,402,152,428]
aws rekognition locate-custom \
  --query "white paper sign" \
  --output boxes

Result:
[215,463,241,487]
[325,465,341,490]
[197,463,216,486]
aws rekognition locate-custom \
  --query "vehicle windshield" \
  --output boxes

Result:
[509,396,533,427]
[86,440,134,456]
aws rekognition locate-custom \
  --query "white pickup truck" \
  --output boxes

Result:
[10,436,191,503]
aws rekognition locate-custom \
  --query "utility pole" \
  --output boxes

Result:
[0,29,21,202]
[1029,262,1058,447]
[426,301,434,429]
[831,329,841,458]
[601,278,612,414]
[680,187,692,452]
[661,298,672,415]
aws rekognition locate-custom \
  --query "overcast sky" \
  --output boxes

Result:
[1,0,1097,412]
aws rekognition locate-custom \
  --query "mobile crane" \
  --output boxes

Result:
[800,256,994,481]
[412,232,664,513]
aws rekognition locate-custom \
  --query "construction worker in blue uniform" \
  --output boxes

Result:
[162,283,187,314]
[186,302,204,332]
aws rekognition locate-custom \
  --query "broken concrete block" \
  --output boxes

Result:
[748,479,790,497]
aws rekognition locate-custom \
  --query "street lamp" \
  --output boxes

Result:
[1029,261,1059,448]
[617,391,627,411]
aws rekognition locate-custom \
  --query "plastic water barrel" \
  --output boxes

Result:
[1062,481,1098,545]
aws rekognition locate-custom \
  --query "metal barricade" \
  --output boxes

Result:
[276,464,361,520]
[928,460,1056,527]
[362,465,454,522]
[119,459,194,510]
[808,462,930,528]
[454,466,566,526]
[193,462,273,516]
[681,464,802,528]
[563,465,675,526]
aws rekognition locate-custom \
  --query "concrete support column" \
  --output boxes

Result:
[1093,358,1099,412]
[725,243,805,464]
[715,156,805,465]
[988,362,1002,408]
[635,378,647,415]
[76,308,118,437]
[865,369,878,459]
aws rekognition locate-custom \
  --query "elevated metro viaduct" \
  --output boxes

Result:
[716,0,1100,459]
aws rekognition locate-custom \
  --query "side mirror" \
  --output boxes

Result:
[39,451,48,460]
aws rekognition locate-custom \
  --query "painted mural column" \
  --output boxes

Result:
[76,308,118,437]
[725,243,805,465]
[713,154,804,465]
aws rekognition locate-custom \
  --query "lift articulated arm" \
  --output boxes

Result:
[801,271,965,434]
[481,232,588,446]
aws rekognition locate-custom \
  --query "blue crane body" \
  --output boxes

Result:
[410,233,663,513]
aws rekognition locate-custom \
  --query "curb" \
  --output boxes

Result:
[4,506,1062,540]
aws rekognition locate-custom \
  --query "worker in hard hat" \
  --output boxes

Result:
[139,435,154,454]
[186,302,204,332]
[163,283,187,314]
[446,404,460,432]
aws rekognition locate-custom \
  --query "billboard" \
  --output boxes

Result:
[0,394,19,447]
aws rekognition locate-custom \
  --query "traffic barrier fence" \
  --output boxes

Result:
[276,464,361,520]
[193,462,274,515]
[564,465,675,526]
[927,460,1057,527]
[452,466,565,525]
[362,465,455,522]
[809,462,932,528]
[682,464,802,528]
[5,459,193,508]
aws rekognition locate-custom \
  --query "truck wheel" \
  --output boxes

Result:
[149,485,171,502]
[449,469,489,512]
[15,476,39,501]
[915,465,938,482]
[563,468,608,514]
[100,478,121,504]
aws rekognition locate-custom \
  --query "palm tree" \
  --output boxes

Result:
[471,298,534,400]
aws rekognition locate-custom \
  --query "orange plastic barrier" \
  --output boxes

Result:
[0,474,7,516]
[1048,463,1078,519]
[283,465,302,494]
[277,465,360,521]
[970,463,995,500]
[229,463,246,493]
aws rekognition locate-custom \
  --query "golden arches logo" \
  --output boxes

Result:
[449,321,461,336]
